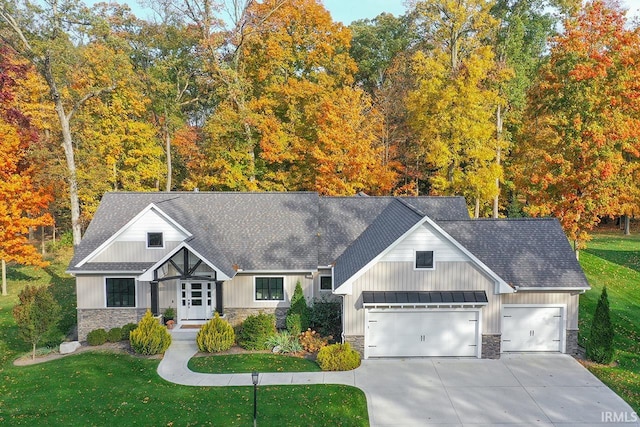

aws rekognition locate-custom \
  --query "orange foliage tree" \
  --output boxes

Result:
[515,1,640,254]
[0,48,53,294]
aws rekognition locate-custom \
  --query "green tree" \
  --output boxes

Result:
[286,281,310,334]
[586,287,614,364]
[13,285,61,359]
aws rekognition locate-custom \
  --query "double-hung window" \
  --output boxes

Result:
[255,277,284,301]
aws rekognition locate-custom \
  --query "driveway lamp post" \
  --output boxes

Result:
[252,371,259,427]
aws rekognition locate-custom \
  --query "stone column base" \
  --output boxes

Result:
[344,335,364,356]
[482,334,501,359]
[566,329,579,355]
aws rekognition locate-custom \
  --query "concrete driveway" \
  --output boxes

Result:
[159,331,638,426]
[355,355,639,426]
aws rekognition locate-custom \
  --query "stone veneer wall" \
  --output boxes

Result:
[481,334,501,359]
[566,329,579,355]
[77,308,147,341]
[344,335,364,356]
[223,307,288,329]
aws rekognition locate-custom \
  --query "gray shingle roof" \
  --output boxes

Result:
[333,199,424,287]
[68,192,587,291]
[439,219,589,288]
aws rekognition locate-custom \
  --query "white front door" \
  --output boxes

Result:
[502,306,563,352]
[366,309,480,358]
[180,282,213,320]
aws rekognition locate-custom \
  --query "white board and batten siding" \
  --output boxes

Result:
[380,224,467,263]
[344,261,500,336]
[222,274,313,308]
[76,275,150,309]
[91,209,188,263]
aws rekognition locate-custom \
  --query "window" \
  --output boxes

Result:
[106,278,136,307]
[147,232,164,248]
[415,251,434,269]
[320,276,332,291]
[255,277,284,301]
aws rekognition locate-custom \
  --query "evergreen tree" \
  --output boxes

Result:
[286,281,310,334]
[586,287,615,364]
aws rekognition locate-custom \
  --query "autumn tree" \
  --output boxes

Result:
[407,0,508,216]
[515,1,640,254]
[0,47,53,295]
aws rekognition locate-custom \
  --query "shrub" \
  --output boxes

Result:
[310,296,341,339]
[586,287,615,364]
[316,342,361,371]
[299,329,329,353]
[130,310,172,355]
[286,282,310,334]
[121,323,138,340]
[265,331,302,354]
[196,313,235,352]
[286,313,302,336]
[87,328,108,346]
[107,327,123,343]
[237,312,276,350]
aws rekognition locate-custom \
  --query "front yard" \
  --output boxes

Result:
[0,249,368,426]
[579,232,640,413]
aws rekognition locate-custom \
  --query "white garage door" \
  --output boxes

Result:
[366,310,480,358]
[502,306,563,352]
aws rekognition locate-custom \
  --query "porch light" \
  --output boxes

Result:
[252,371,259,427]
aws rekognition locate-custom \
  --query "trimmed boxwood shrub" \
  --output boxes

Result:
[316,342,361,371]
[237,312,276,350]
[196,313,235,352]
[107,327,123,343]
[130,310,172,355]
[86,328,107,346]
[121,323,138,340]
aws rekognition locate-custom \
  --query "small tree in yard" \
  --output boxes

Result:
[286,281,310,335]
[586,287,615,364]
[13,285,61,359]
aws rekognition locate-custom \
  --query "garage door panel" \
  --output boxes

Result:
[502,307,563,352]
[366,310,480,358]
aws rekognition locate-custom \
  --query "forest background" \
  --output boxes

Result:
[2,0,640,271]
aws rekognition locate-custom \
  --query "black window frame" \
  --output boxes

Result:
[106,277,136,307]
[147,232,164,248]
[255,277,284,301]
[415,250,435,269]
[320,276,332,291]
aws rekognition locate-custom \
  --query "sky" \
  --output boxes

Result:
[321,0,407,24]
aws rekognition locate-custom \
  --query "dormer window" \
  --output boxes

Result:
[147,232,164,248]
[415,250,434,269]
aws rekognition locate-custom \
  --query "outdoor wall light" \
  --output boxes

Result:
[252,371,259,427]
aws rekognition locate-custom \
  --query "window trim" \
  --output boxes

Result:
[319,275,333,292]
[414,250,435,270]
[253,276,286,302]
[146,232,164,249]
[104,277,137,308]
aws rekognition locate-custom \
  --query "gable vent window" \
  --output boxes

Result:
[415,251,435,269]
[147,232,164,248]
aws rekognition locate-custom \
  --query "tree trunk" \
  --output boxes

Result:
[32,342,36,360]
[57,104,82,246]
[1,259,6,296]
[474,197,480,219]
[165,121,172,192]
[624,215,630,235]
[493,104,503,219]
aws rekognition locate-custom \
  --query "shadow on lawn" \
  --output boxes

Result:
[584,248,640,274]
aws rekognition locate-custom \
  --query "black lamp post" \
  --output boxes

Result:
[252,371,259,427]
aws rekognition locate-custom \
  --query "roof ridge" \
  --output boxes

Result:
[393,197,428,217]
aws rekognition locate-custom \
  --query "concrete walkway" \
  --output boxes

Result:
[159,328,640,426]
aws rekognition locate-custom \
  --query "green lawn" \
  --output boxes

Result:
[0,249,368,426]
[189,353,322,373]
[579,232,640,413]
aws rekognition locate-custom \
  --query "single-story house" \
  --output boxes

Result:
[67,191,590,358]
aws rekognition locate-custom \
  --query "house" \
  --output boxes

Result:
[67,191,590,359]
